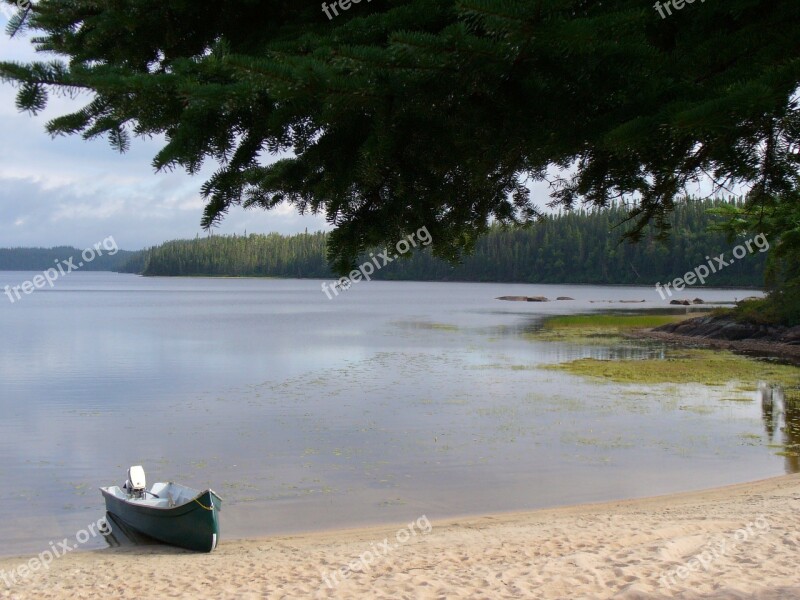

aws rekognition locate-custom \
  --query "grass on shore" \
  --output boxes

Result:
[527,312,702,344]
[543,314,692,329]
[547,348,800,386]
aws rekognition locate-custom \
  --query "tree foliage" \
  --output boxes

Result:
[711,192,800,324]
[130,199,767,288]
[1,0,798,273]
[0,246,137,271]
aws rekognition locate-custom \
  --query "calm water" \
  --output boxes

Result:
[0,273,791,555]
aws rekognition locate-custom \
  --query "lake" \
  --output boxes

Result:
[0,272,790,555]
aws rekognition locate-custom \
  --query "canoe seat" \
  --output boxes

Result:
[129,498,165,507]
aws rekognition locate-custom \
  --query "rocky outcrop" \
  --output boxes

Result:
[655,315,799,344]
[641,315,800,362]
[556,296,574,301]
[782,326,800,344]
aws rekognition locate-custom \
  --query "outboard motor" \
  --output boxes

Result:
[123,465,147,499]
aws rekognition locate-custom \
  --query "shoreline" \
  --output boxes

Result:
[131,275,768,291]
[633,322,800,364]
[30,270,763,290]
[3,474,799,598]
[0,472,780,561]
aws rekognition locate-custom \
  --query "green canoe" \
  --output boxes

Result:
[100,480,222,553]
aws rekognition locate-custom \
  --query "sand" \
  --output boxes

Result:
[2,475,799,599]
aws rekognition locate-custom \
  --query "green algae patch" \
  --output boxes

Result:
[426,322,459,331]
[547,349,800,386]
[527,313,702,344]
[393,320,459,332]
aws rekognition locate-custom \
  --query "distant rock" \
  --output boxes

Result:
[692,298,705,304]
[619,300,646,303]
[556,296,574,301]
[670,299,691,306]
[496,295,550,302]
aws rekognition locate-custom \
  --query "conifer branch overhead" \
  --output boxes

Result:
[0,0,798,273]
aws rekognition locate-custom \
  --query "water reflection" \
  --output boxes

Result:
[759,383,800,473]
[785,393,800,474]
[760,382,779,439]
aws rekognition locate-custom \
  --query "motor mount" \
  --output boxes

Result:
[123,465,147,499]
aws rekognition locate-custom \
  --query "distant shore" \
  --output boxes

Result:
[0,269,766,292]
[124,274,768,290]
[2,475,799,599]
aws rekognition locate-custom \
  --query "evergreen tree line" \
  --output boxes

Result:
[0,246,139,272]
[126,199,767,287]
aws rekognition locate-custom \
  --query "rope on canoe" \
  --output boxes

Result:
[193,497,214,511]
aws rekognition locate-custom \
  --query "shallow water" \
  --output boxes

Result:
[0,273,792,555]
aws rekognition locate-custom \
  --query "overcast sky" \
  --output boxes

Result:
[0,13,330,251]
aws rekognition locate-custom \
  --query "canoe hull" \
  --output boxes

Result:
[101,488,221,552]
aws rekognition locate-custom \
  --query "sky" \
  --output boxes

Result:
[0,12,329,251]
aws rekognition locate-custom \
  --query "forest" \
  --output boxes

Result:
[0,246,139,272]
[126,199,767,287]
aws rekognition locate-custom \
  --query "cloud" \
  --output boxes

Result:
[0,20,329,250]
[0,173,329,250]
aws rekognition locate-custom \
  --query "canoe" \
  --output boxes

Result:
[100,480,222,552]
[101,511,162,548]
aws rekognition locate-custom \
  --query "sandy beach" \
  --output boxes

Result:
[0,476,798,599]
